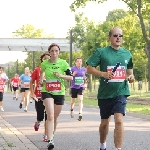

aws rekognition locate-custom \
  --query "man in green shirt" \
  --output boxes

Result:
[86,27,134,150]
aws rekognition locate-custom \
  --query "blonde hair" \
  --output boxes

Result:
[25,67,29,71]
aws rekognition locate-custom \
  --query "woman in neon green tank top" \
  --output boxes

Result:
[40,43,73,150]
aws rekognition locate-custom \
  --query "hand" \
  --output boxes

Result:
[102,72,114,79]
[127,75,134,83]
[53,72,61,77]
[39,80,43,86]
[73,71,77,76]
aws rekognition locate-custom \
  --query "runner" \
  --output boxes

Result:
[86,27,134,150]
[70,57,87,121]
[19,67,31,112]
[40,43,73,150]
[0,67,8,112]
[30,52,50,142]
[10,73,20,100]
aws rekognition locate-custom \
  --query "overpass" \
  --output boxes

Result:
[0,33,78,68]
[0,38,78,52]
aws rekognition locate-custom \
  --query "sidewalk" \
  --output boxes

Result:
[0,116,38,150]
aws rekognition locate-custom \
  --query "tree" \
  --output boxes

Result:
[12,24,54,71]
[70,0,150,89]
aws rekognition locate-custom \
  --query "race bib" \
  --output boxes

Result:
[23,82,30,88]
[35,87,42,98]
[46,80,61,92]
[107,66,126,82]
[0,85,4,92]
[13,82,18,87]
[75,77,84,85]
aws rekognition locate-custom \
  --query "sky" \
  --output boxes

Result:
[0,0,128,64]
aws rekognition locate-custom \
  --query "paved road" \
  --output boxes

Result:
[0,93,150,150]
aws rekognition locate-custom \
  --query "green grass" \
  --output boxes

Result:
[126,103,150,115]
[66,96,150,115]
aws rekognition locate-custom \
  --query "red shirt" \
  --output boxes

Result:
[0,76,5,92]
[31,66,42,98]
[11,77,20,87]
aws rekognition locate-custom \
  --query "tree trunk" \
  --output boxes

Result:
[147,42,150,90]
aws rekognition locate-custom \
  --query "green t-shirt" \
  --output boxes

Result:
[41,58,70,95]
[86,46,133,99]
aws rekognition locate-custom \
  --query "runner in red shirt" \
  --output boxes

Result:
[30,52,50,142]
[0,67,8,111]
[11,74,20,100]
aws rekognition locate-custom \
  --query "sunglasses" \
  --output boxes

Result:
[113,34,123,38]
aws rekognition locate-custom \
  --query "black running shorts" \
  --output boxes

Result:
[98,95,127,119]
[70,87,84,98]
[41,92,65,105]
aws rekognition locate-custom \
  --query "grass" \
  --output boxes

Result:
[66,96,150,115]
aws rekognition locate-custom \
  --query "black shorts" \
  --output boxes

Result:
[20,88,30,92]
[98,95,127,119]
[0,92,3,101]
[41,92,65,105]
[12,86,19,91]
[35,100,47,121]
[71,87,84,98]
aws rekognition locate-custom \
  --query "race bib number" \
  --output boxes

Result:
[46,80,61,92]
[0,85,4,92]
[107,66,126,82]
[75,77,84,85]
[35,87,42,98]
[13,82,18,87]
[23,82,30,88]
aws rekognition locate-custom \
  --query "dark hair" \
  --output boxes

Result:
[75,57,82,62]
[40,53,50,63]
[108,27,122,36]
[48,43,60,52]
[0,66,3,70]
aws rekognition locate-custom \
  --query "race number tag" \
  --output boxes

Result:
[13,82,18,87]
[107,66,126,82]
[35,87,42,98]
[23,82,30,88]
[75,77,84,85]
[0,85,4,92]
[46,80,61,92]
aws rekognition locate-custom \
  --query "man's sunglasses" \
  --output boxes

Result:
[113,34,123,38]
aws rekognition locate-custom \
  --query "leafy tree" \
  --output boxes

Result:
[12,24,54,72]
[106,9,128,22]
[70,0,150,89]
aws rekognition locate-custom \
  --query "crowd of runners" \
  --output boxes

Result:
[0,27,135,150]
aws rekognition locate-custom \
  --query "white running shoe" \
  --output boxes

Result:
[0,107,4,112]
[24,108,27,112]
[70,110,74,118]
[30,99,32,103]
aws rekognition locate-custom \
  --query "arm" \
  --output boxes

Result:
[54,69,73,81]
[87,65,114,79]
[30,79,35,98]
[127,69,134,83]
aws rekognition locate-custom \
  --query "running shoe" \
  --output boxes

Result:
[30,99,32,103]
[24,108,27,112]
[19,103,22,109]
[47,139,54,150]
[70,110,74,118]
[78,114,82,121]
[0,106,4,112]
[43,135,48,142]
[100,148,106,150]
[34,122,40,131]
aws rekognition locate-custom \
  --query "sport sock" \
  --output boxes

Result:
[100,142,106,149]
